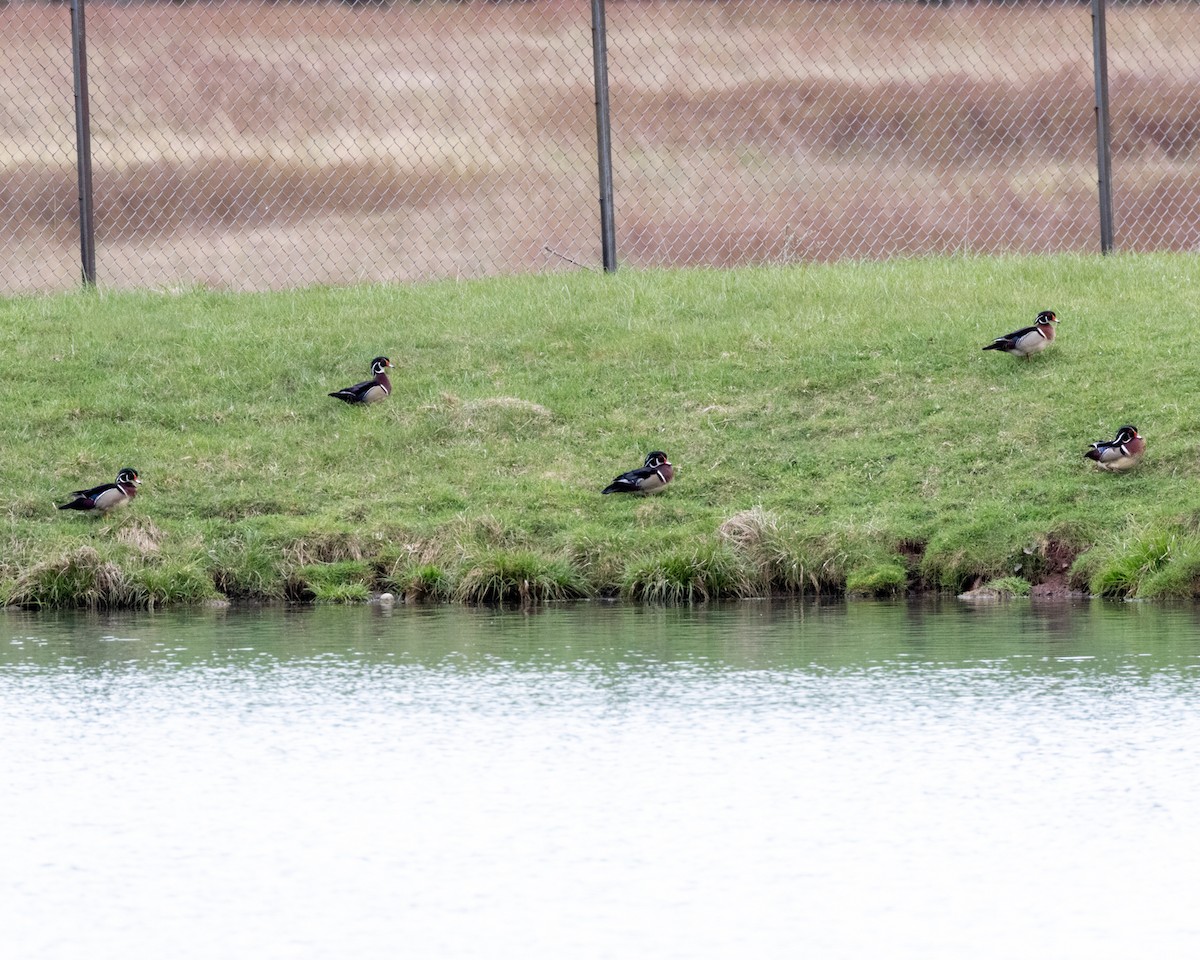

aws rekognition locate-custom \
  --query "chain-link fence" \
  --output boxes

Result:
[2,0,1199,292]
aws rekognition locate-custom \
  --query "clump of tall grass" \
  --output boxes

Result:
[717,508,847,595]
[311,582,371,604]
[563,525,639,592]
[453,549,590,605]
[1138,542,1200,599]
[288,559,375,603]
[206,532,287,600]
[718,507,800,592]
[383,562,454,603]
[621,542,752,604]
[1080,526,1200,599]
[377,538,458,602]
[845,561,908,597]
[6,546,145,609]
[132,559,218,607]
[1082,528,1173,598]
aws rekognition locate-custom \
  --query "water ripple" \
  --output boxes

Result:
[2,601,1200,958]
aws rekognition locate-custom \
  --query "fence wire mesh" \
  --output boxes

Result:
[2,0,1198,293]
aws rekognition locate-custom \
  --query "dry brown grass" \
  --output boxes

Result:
[2,1,1198,290]
[115,518,166,555]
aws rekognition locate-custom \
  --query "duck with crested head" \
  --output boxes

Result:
[57,467,142,514]
[601,451,674,495]
[329,356,393,404]
[1085,425,1145,471]
[982,310,1059,358]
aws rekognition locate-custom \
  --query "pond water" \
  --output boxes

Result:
[2,600,1199,958]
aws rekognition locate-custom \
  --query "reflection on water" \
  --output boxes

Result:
[7,597,1200,671]
[2,600,1199,958]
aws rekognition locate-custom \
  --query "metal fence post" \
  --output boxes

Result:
[1091,0,1114,255]
[70,0,97,285]
[591,0,617,273]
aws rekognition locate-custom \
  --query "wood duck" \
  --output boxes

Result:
[601,451,674,495]
[1084,425,1145,471]
[57,467,141,514]
[329,356,393,404]
[982,310,1058,358]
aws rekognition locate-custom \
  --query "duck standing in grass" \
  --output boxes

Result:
[1084,425,1145,471]
[57,467,141,514]
[982,310,1059,358]
[328,356,393,404]
[601,451,674,495]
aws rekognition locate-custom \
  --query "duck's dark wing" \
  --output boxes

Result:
[982,323,1037,350]
[71,481,115,500]
[601,465,655,494]
[1084,440,1118,462]
[58,481,115,509]
[328,378,373,403]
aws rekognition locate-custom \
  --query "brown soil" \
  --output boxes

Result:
[1030,536,1088,600]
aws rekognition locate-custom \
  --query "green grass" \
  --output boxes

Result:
[982,576,1033,598]
[3,252,1199,606]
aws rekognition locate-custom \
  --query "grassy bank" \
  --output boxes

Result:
[2,252,1200,607]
